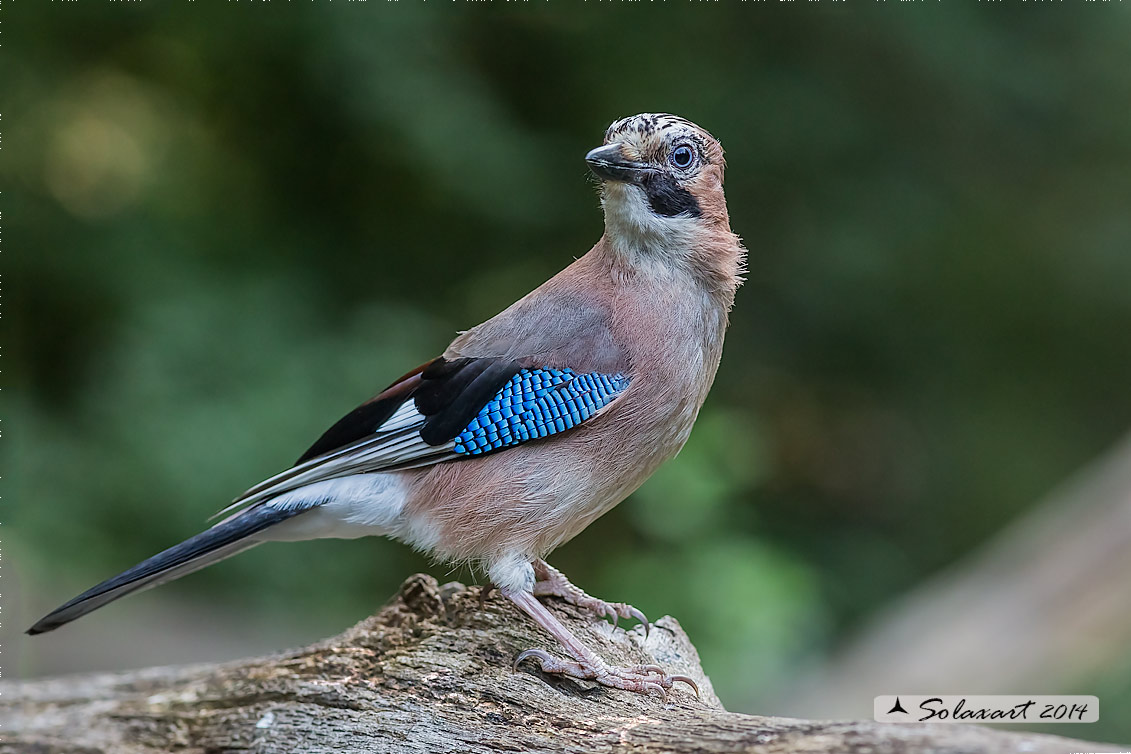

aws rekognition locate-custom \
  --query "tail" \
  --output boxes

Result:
[27,505,302,635]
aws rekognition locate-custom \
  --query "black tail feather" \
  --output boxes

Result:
[27,505,300,635]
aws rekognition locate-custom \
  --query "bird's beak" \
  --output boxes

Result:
[585,144,653,184]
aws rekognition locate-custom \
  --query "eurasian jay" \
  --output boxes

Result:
[28,113,746,696]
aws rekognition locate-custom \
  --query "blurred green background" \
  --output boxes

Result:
[7,1,1131,743]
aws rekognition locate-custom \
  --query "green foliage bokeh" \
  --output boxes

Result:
[7,1,1131,739]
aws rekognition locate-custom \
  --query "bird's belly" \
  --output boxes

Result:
[545,412,698,547]
[401,393,699,563]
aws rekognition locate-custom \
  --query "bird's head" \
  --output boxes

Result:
[586,113,742,293]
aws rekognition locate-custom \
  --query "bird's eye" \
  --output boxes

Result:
[670,144,695,169]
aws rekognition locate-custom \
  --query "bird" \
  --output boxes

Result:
[28,113,746,696]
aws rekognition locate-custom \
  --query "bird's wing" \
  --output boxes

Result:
[215,356,630,517]
[445,285,626,374]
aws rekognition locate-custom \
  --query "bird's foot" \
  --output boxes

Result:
[514,648,698,698]
[532,559,649,633]
[541,588,649,633]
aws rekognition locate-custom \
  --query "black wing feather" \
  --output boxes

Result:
[419,359,520,445]
[295,362,431,464]
[294,356,520,465]
[414,358,483,415]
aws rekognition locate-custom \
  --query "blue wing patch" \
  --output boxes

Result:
[453,368,629,456]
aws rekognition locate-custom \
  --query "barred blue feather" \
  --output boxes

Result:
[453,368,629,455]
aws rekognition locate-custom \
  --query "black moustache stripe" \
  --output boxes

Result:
[640,173,702,218]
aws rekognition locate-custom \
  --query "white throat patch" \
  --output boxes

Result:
[602,182,701,270]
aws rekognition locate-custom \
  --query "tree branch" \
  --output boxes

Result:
[2,575,1108,753]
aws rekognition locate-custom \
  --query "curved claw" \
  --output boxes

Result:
[671,674,700,698]
[513,647,554,672]
[603,602,650,634]
[628,606,651,637]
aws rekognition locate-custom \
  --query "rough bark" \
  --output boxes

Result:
[2,575,1108,753]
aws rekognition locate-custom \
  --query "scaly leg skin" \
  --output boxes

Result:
[507,590,699,698]
[532,559,650,634]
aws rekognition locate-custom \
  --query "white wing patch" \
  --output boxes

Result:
[213,401,456,519]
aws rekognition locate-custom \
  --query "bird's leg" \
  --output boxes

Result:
[507,590,698,697]
[532,559,649,633]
